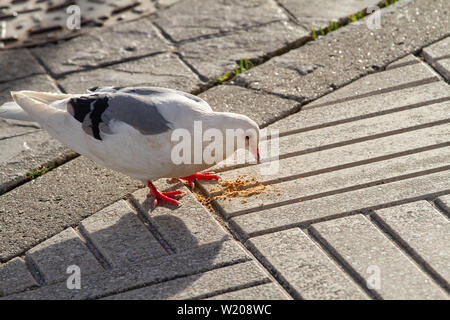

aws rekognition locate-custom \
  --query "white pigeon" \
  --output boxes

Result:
[0,87,260,206]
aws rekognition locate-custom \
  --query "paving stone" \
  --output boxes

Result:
[278,0,381,29]
[199,84,298,127]
[26,228,103,284]
[217,147,450,217]
[247,228,368,299]
[233,0,449,101]
[310,214,448,299]
[79,200,167,267]
[231,170,450,239]
[0,49,45,83]
[32,18,170,75]
[373,201,450,286]
[202,123,450,197]
[422,36,450,81]
[3,240,250,299]
[304,62,438,108]
[0,257,38,296]
[103,261,270,299]
[436,195,450,215]
[58,53,200,94]
[206,282,291,300]
[0,156,142,262]
[154,0,289,42]
[386,54,421,70]
[179,21,308,81]
[132,179,229,253]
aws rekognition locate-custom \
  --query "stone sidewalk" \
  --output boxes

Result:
[0,0,449,299]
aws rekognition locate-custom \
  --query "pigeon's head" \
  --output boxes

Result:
[222,113,260,163]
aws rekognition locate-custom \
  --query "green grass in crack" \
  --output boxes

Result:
[25,163,55,180]
[217,58,253,84]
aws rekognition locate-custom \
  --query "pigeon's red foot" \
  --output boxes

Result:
[147,181,184,207]
[176,172,221,189]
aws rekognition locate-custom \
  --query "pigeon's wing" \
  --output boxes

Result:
[89,86,212,112]
[67,92,173,141]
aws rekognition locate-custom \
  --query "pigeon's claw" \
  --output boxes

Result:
[147,181,184,207]
[177,172,221,189]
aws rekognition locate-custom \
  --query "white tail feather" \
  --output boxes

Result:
[0,101,32,122]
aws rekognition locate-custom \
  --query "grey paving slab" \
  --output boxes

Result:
[26,228,103,284]
[216,147,450,217]
[373,201,450,286]
[386,54,421,70]
[0,156,142,263]
[277,0,381,29]
[131,179,229,253]
[422,36,450,81]
[0,257,38,296]
[179,21,308,81]
[304,62,439,108]
[310,215,448,299]
[231,170,450,239]
[58,53,201,94]
[206,282,291,300]
[3,240,250,299]
[237,99,448,164]
[233,0,449,101]
[202,124,450,197]
[32,18,170,76]
[79,200,167,267]
[103,261,270,300]
[199,84,298,127]
[0,49,45,83]
[153,0,290,42]
[436,195,450,215]
[247,228,368,300]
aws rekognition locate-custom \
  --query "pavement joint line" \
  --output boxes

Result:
[73,226,112,271]
[233,189,450,241]
[368,211,450,293]
[432,199,450,221]
[382,54,420,70]
[173,52,209,83]
[93,253,251,300]
[213,119,450,175]
[224,165,450,218]
[277,96,450,138]
[272,0,301,25]
[23,255,45,287]
[418,50,450,84]
[0,130,41,142]
[304,226,379,300]
[244,236,304,300]
[189,278,273,300]
[209,142,450,197]
[303,77,440,110]
[308,221,382,300]
[0,72,47,86]
[127,195,177,255]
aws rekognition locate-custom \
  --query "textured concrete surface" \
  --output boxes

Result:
[58,53,201,94]
[32,18,170,76]
[310,215,447,299]
[1,0,449,300]
[0,156,142,262]
[0,258,38,296]
[0,49,45,83]
[234,0,449,101]
[422,36,450,82]
[3,241,251,299]
[79,200,167,267]
[103,261,271,300]
[373,201,450,286]
[247,228,368,299]
[26,228,103,284]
